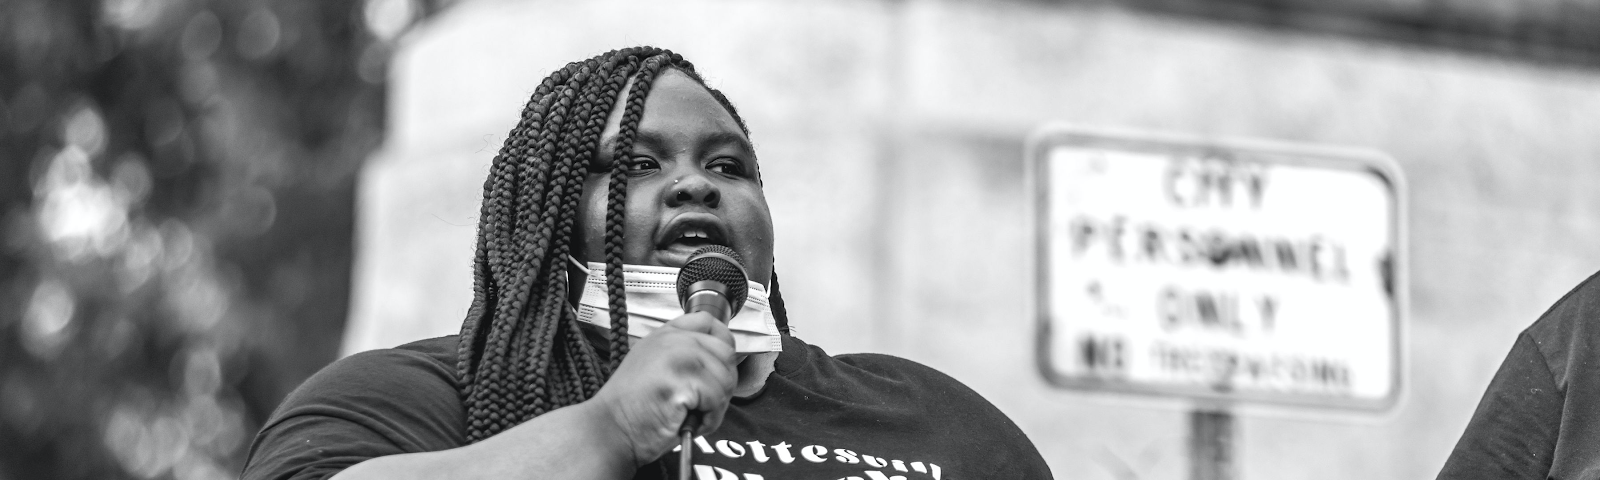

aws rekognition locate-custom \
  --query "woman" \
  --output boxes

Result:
[243,47,1051,480]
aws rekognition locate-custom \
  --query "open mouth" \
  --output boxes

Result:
[670,228,720,249]
[656,215,730,265]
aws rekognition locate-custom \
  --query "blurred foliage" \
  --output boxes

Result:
[0,0,440,478]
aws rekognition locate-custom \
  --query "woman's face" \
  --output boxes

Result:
[574,68,775,285]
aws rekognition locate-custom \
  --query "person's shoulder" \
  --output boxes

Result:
[244,336,467,479]
[809,344,994,407]
[387,335,461,375]
[269,335,462,422]
[779,335,994,409]
[814,344,1055,478]
[1520,270,1600,386]
[833,351,962,385]
[1521,270,1600,348]
[316,335,458,388]
[1529,269,1600,328]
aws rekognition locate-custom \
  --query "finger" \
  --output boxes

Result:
[682,371,734,435]
[668,343,736,386]
[645,325,735,364]
[694,376,733,435]
[665,311,722,334]
[660,314,736,353]
[668,313,737,348]
[669,347,736,403]
[698,402,729,436]
[703,318,735,350]
[687,330,737,364]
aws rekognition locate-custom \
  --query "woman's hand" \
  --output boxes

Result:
[590,311,739,466]
[329,312,737,480]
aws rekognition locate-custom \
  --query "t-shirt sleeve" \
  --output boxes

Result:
[241,341,466,480]
[1436,332,1562,480]
[917,362,1054,479]
[841,354,1055,479]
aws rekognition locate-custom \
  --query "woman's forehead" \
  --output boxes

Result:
[596,69,755,162]
[636,71,748,141]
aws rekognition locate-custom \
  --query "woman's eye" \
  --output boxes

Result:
[625,157,659,174]
[707,158,747,177]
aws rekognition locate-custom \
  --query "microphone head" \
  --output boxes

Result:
[677,245,749,316]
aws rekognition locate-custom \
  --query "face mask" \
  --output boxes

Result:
[568,257,783,354]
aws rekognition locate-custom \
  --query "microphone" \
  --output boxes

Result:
[674,245,748,479]
[676,245,749,323]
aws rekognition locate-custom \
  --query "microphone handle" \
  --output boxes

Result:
[678,287,732,480]
[683,288,732,323]
[678,419,698,480]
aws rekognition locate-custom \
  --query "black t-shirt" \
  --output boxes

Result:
[243,333,1053,480]
[1438,270,1600,479]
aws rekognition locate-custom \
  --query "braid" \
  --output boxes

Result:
[767,269,791,334]
[459,74,562,394]
[533,56,614,407]
[603,53,678,372]
[458,56,604,441]
[461,85,558,436]
[456,47,765,444]
[507,75,575,397]
[558,51,640,395]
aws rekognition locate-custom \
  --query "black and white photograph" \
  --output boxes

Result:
[3,0,1599,479]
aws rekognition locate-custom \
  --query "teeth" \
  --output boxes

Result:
[681,229,708,240]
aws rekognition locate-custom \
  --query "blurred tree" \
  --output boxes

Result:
[0,0,443,478]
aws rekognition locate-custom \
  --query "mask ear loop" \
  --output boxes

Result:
[563,255,590,317]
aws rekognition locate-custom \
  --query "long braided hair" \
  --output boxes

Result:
[457,47,793,443]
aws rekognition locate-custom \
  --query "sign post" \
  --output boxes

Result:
[1028,126,1405,479]
[1190,408,1234,480]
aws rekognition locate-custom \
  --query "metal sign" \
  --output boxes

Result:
[1029,125,1405,411]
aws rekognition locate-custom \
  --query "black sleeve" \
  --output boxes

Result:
[1436,332,1562,480]
[241,344,467,480]
[842,354,1055,479]
[921,364,1054,480]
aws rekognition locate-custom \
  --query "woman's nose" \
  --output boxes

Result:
[666,172,720,208]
